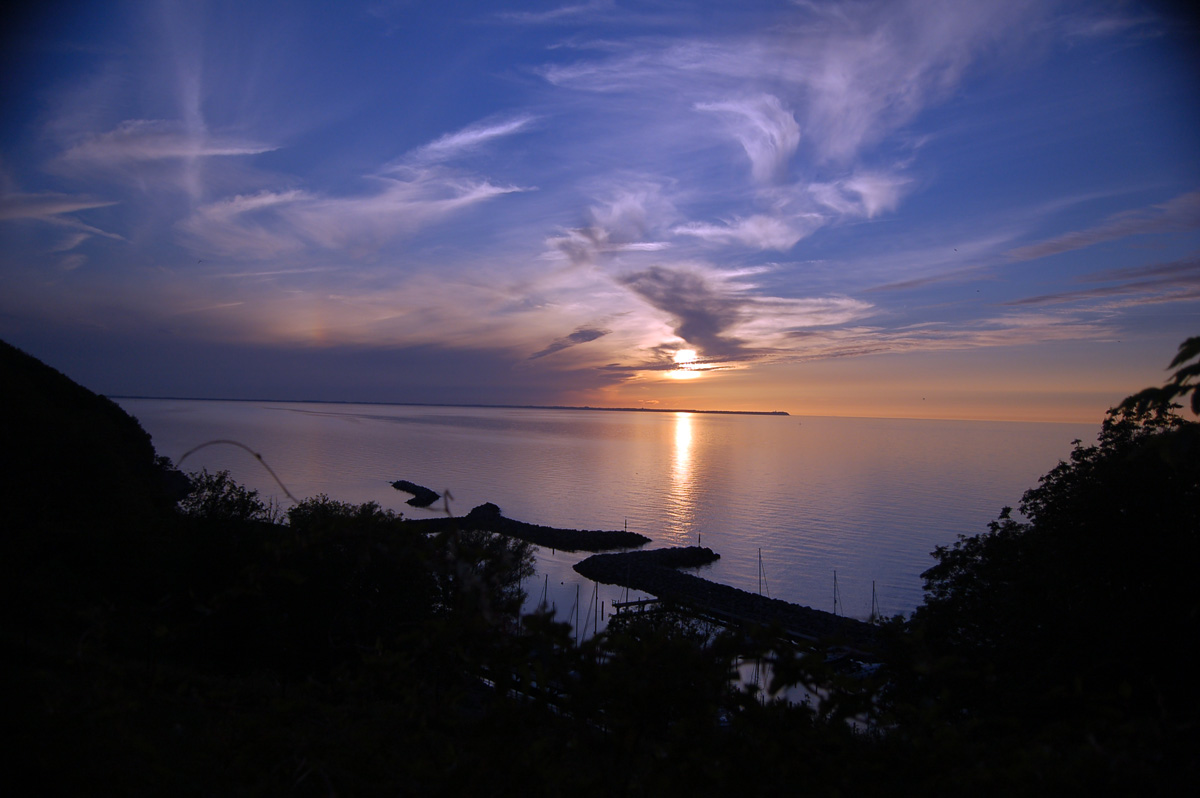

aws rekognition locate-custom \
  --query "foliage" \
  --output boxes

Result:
[577,609,733,737]
[1118,334,1200,415]
[177,467,272,522]
[433,526,535,619]
[903,383,1200,787]
[288,492,401,533]
[915,402,1198,655]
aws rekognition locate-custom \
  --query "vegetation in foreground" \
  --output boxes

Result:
[4,336,1197,794]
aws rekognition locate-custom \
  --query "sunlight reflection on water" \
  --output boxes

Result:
[665,412,695,544]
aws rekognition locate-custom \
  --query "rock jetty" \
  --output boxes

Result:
[390,479,440,507]
[575,547,879,653]
[402,502,651,553]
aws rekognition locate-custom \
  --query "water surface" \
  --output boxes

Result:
[118,399,1094,628]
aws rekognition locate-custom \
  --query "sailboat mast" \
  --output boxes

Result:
[833,570,841,616]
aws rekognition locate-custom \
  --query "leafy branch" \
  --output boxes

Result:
[1118,335,1200,415]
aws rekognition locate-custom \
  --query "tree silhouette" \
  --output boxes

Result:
[1118,335,1200,415]
[902,339,1200,789]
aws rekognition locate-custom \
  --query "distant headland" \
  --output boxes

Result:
[495,404,790,416]
[110,395,790,417]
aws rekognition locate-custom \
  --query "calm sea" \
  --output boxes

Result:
[116,398,1095,629]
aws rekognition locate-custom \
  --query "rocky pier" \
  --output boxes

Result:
[402,502,651,553]
[575,547,880,653]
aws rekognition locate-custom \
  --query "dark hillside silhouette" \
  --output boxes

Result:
[5,334,1197,794]
[1,339,182,532]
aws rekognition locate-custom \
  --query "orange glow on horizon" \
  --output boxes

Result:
[569,347,1160,425]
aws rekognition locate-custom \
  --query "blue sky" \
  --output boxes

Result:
[2,0,1198,421]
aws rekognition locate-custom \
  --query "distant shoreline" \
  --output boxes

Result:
[108,395,790,417]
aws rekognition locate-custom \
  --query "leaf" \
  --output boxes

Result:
[1166,335,1200,370]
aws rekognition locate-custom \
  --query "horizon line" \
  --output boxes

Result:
[106,394,791,417]
[108,394,1115,425]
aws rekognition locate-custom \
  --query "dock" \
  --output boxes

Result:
[575,547,880,654]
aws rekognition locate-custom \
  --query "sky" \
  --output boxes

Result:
[2,0,1198,422]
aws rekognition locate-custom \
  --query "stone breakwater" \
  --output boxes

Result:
[402,502,651,553]
[390,479,440,507]
[574,547,879,653]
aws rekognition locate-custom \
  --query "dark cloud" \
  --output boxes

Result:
[529,326,611,359]
[864,266,986,293]
[0,323,626,407]
[1005,256,1200,307]
[1086,256,1200,283]
[618,266,749,358]
[601,359,738,374]
[1007,191,1200,262]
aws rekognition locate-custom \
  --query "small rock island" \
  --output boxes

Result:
[391,479,440,507]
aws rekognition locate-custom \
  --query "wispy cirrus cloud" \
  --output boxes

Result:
[1060,7,1158,41]
[178,113,532,258]
[669,169,909,253]
[1005,255,1200,307]
[673,213,822,252]
[55,119,276,166]
[45,118,277,202]
[290,173,524,251]
[395,115,537,166]
[535,1,979,261]
[495,0,616,26]
[808,172,910,218]
[779,311,1114,362]
[695,94,800,184]
[181,171,525,259]
[1007,191,1200,261]
[0,191,119,222]
[529,325,611,359]
[539,0,1042,165]
[178,190,310,258]
[0,190,126,254]
[547,184,677,265]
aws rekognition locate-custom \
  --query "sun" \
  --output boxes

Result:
[668,348,701,380]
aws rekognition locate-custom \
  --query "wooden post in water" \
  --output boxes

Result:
[758,548,770,598]
[573,583,580,646]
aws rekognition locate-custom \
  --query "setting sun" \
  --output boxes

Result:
[668,348,702,379]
